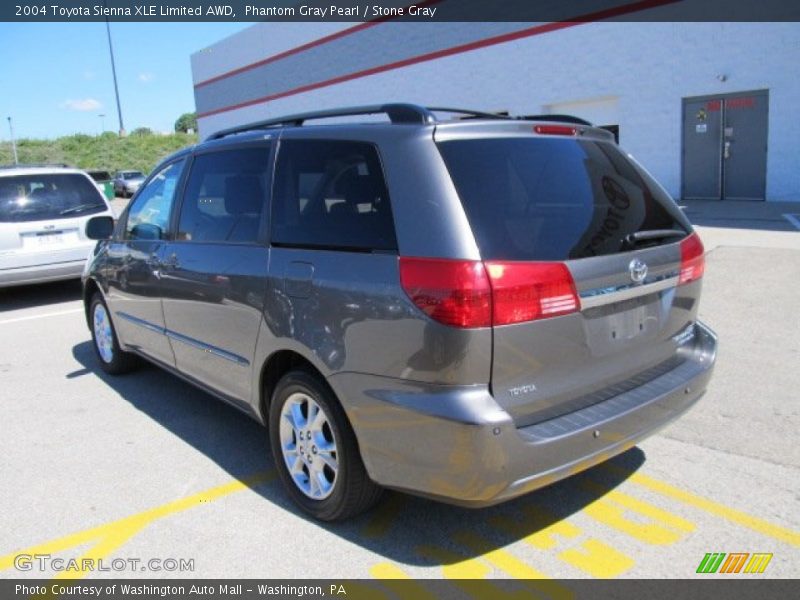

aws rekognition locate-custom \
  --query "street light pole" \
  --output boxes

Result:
[99,113,106,134]
[103,7,125,137]
[7,117,18,165]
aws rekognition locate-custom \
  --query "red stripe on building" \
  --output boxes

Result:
[197,0,679,119]
[194,0,445,89]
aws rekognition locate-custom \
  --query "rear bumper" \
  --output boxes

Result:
[0,259,87,287]
[329,321,717,507]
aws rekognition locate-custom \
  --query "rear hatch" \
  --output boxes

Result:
[435,123,705,427]
[0,172,108,267]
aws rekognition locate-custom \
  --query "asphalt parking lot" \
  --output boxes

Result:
[0,201,798,584]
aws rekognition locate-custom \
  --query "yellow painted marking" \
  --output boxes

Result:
[582,485,695,545]
[454,531,551,579]
[493,510,634,578]
[416,545,490,579]
[370,564,439,600]
[0,471,274,579]
[607,468,800,547]
[362,493,406,539]
[744,553,773,573]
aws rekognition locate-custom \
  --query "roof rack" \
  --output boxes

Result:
[205,103,595,140]
[0,162,72,170]
[207,103,436,140]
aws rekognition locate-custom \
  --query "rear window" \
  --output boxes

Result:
[437,138,687,260]
[271,140,397,252]
[0,173,106,223]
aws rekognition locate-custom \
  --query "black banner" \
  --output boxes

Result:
[3,0,800,23]
[2,579,797,600]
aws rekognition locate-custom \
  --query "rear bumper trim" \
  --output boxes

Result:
[328,320,717,507]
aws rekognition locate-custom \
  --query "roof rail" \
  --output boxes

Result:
[519,114,594,126]
[204,104,596,140]
[0,162,72,170]
[206,103,436,140]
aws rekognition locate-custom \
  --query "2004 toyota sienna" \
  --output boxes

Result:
[82,104,717,521]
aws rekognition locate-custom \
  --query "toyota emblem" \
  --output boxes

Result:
[629,258,648,284]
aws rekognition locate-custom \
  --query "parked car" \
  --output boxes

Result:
[82,104,717,521]
[0,164,115,287]
[112,170,145,197]
[85,169,114,200]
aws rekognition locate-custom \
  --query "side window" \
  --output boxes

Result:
[125,160,185,241]
[176,147,270,244]
[272,140,397,252]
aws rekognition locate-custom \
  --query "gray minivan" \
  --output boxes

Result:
[82,104,716,520]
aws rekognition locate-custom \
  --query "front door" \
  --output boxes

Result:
[105,159,185,366]
[682,90,769,200]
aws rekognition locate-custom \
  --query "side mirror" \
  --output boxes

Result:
[86,215,115,240]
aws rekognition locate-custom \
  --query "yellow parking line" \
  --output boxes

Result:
[0,471,274,579]
[454,531,551,579]
[609,468,800,547]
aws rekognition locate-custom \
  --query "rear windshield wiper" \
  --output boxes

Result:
[60,203,106,216]
[623,229,686,249]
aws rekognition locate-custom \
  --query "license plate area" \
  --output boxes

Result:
[583,292,666,356]
[21,229,77,249]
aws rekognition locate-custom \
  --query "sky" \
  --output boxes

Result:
[0,22,254,140]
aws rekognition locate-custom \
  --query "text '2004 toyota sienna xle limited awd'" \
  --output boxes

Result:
[82,105,717,521]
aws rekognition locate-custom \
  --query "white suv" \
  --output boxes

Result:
[0,165,114,287]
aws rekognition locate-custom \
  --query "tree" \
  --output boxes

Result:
[174,112,197,134]
[130,127,153,136]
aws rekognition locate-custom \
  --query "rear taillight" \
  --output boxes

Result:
[399,257,492,328]
[399,257,580,328]
[533,124,577,136]
[485,261,580,325]
[679,232,705,285]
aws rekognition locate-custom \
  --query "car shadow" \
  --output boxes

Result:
[71,340,646,566]
[0,279,83,311]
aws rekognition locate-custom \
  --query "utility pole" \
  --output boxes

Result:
[104,7,125,137]
[7,117,18,165]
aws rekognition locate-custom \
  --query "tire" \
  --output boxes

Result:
[89,293,138,375]
[269,370,382,521]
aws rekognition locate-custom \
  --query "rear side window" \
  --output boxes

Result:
[437,138,686,260]
[0,173,106,222]
[177,148,270,244]
[271,140,397,252]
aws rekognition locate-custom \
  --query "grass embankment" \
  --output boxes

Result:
[0,132,198,175]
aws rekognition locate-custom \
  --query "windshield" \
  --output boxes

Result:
[0,173,107,222]
[123,172,144,180]
[437,138,689,261]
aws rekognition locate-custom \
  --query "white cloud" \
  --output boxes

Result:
[137,72,154,83]
[61,98,103,111]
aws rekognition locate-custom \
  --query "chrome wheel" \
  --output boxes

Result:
[279,392,338,500]
[93,303,114,364]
